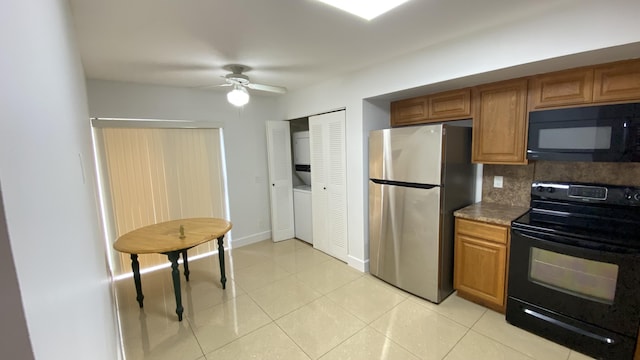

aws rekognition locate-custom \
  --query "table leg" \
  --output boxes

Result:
[217,235,226,289]
[131,254,144,308]
[181,250,190,282]
[167,251,184,321]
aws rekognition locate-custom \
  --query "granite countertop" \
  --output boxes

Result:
[453,202,529,226]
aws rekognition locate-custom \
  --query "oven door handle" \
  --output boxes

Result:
[513,228,637,254]
[523,308,615,345]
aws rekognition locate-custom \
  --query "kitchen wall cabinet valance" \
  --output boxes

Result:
[454,218,509,313]
[390,88,472,127]
[309,110,348,262]
[472,78,528,165]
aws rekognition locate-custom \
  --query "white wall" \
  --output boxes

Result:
[86,80,280,247]
[0,1,120,359]
[278,0,640,271]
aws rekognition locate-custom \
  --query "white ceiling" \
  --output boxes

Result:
[69,0,576,94]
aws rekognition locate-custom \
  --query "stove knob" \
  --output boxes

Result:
[546,187,555,193]
[536,186,544,192]
[625,193,633,200]
[635,193,640,201]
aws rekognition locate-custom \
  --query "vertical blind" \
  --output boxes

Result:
[97,127,226,274]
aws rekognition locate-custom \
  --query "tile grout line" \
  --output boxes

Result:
[405,294,484,329]
[470,311,565,360]
[272,315,314,360]
[466,329,538,360]
[440,324,473,360]
[184,316,208,360]
[366,324,424,359]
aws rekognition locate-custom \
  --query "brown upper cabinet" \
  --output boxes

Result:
[427,88,472,120]
[389,58,640,164]
[529,59,640,110]
[528,67,594,110]
[391,88,471,127]
[472,79,528,164]
[390,97,428,127]
[593,60,640,102]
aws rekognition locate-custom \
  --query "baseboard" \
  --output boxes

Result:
[347,255,369,273]
[230,230,271,248]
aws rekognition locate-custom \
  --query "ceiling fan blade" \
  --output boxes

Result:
[196,83,232,90]
[247,83,287,94]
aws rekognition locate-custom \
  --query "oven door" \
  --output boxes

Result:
[507,226,640,358]
[508,227,640,337]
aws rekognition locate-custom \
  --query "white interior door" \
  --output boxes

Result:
[324,112,348,261]
[266,121,295,242]
[309,111,347,261]
[309,118,328,253]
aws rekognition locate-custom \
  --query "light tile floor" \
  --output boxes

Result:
[114,239,595,360]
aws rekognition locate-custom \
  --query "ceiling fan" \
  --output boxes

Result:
[219,64,287,106]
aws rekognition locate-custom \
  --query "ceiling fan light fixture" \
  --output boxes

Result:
[227,85,249,106]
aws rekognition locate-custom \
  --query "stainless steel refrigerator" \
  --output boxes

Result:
[369,124,475,303]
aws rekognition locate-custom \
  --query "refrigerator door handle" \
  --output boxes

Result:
[370,178,438,189]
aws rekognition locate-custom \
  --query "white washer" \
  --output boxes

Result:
[293,185,313,244]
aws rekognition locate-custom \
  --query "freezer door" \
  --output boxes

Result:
[369,180,442,302]
[369,125,443,185]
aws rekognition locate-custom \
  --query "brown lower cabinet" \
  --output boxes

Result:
[454,217,509,313]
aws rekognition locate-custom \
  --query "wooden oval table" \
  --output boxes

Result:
[114,218,232,321]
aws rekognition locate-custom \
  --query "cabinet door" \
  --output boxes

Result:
[427,88,472,120]
[454,233,507,308]
[528,68,594,110]
[472,79,528,164]
[390,96,428,127]
[593,60,640,103]
[265,121,295,241]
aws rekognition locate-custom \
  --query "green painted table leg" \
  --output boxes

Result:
[167,251,184,321]
[181,250,190,282]
[217,235,226,289]
[131,254,144,308]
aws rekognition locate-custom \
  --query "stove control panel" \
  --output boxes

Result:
[532,182,640,206]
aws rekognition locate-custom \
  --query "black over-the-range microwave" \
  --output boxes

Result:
[527,102,640,162]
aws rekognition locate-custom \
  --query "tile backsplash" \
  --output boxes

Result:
[482,164,535,207]
[482,161,640,206]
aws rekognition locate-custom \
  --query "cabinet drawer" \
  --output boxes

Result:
[456,218,508,244]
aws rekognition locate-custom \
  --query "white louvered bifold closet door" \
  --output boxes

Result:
[326,115,347,260]
[309,110,347,261]
[98,127,226,274]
